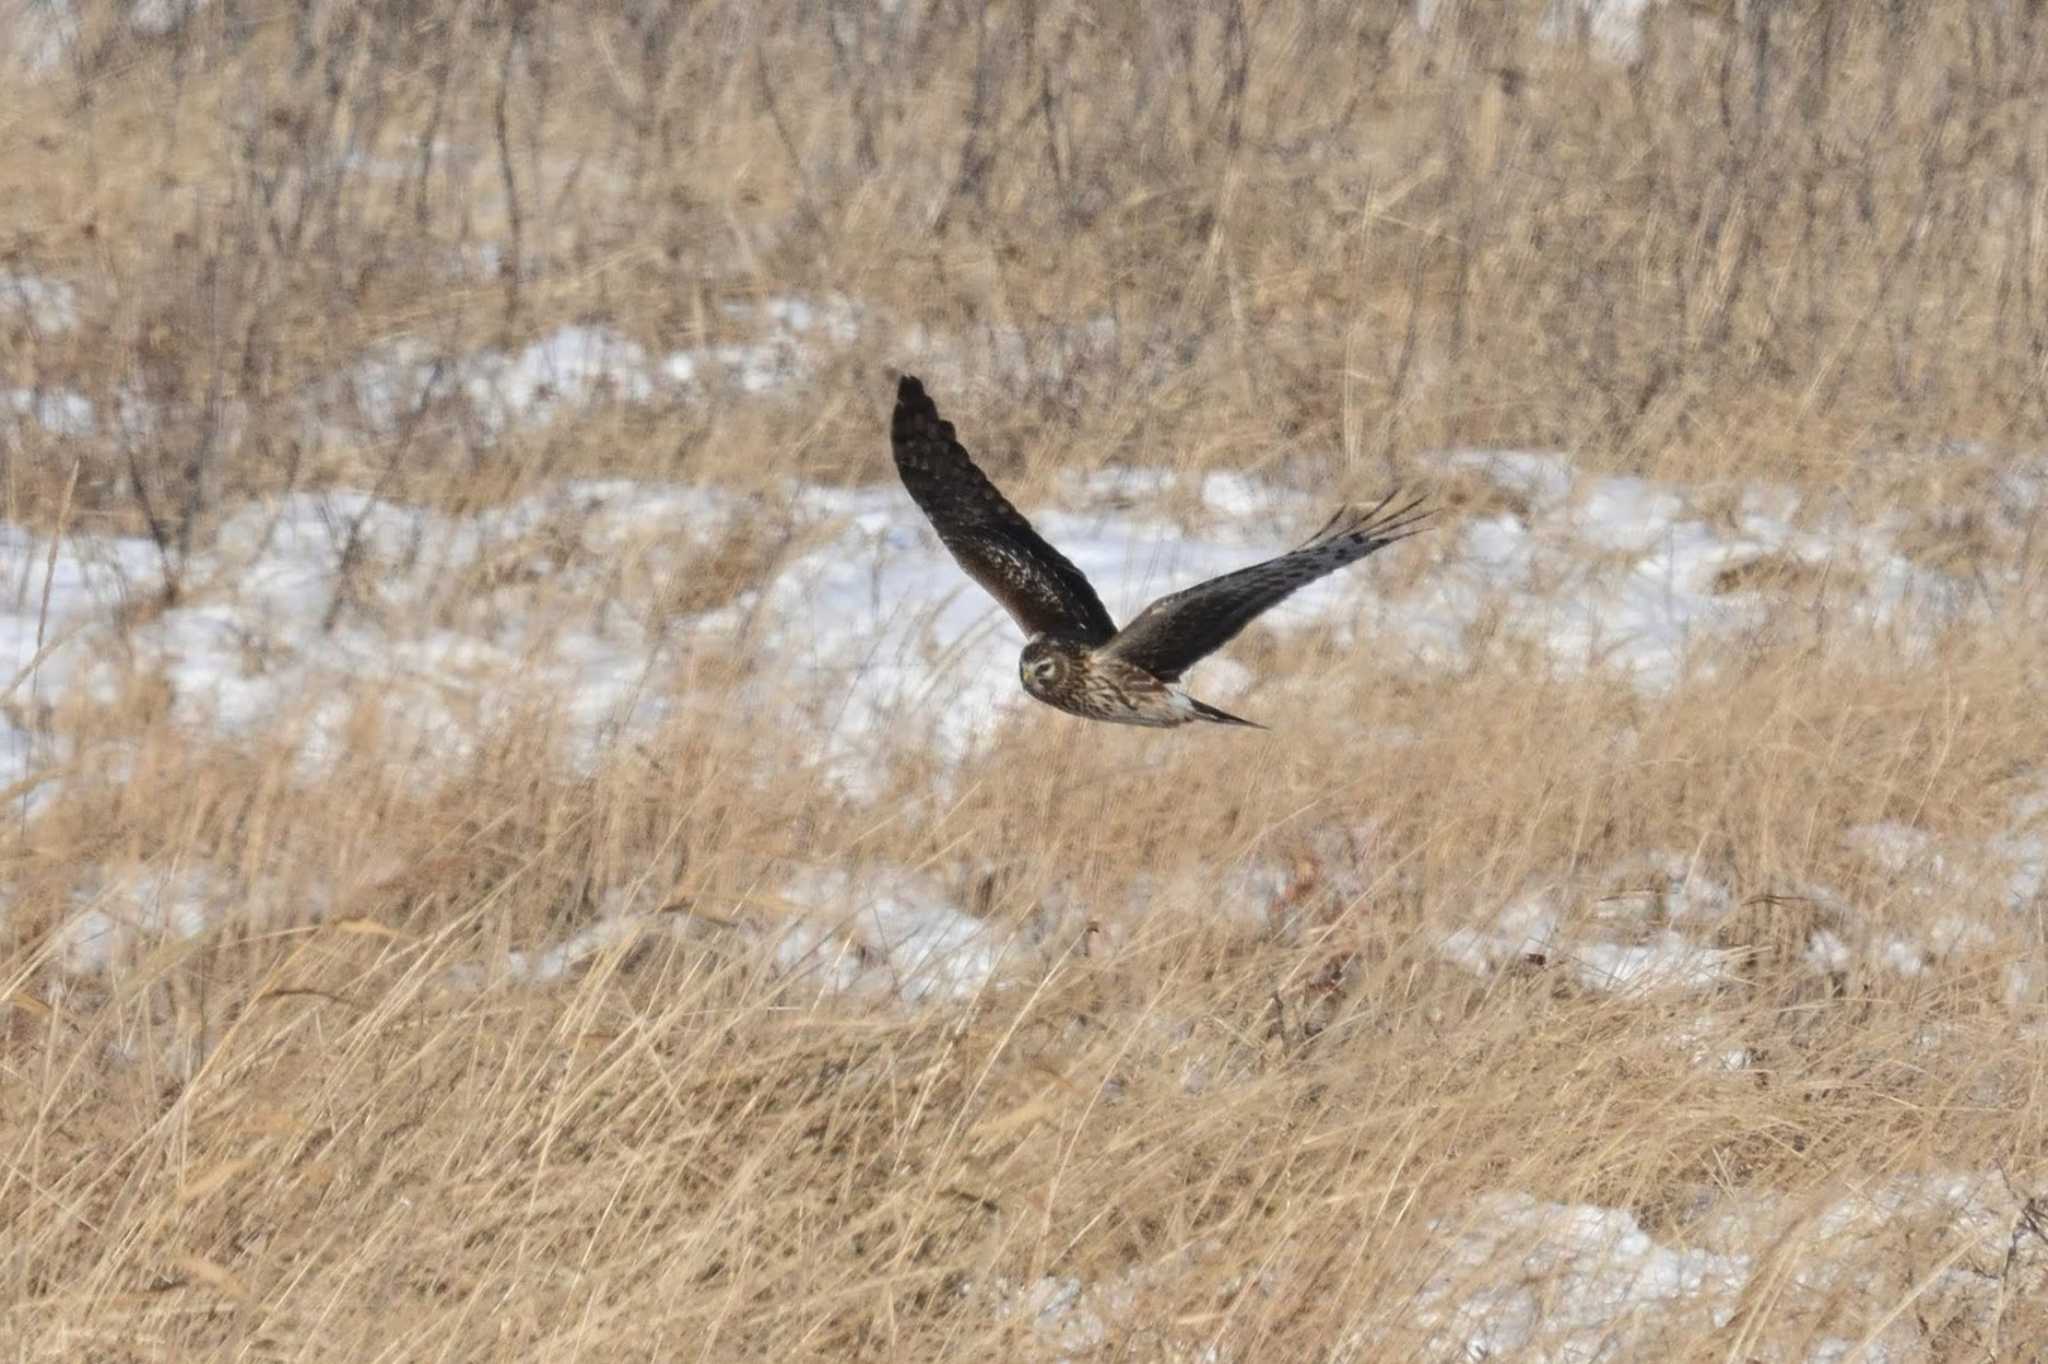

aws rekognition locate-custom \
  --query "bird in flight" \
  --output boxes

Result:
[889,375,1428,728]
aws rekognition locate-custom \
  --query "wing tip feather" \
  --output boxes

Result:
[892,373,958,453]
[1304,490,1434,549]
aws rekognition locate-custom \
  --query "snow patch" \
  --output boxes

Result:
[443,895,689,992]
[1437,892,1561,976]
[773,866,1007,1004]
[0,272,78,332]
[1406,1191,1747,1360]
[1398,449,1977,691]
[2,386,95,439]
[318,301,862,444]
[1569,932,1734,993]
[53,865,237,975]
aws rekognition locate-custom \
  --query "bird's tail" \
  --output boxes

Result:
[1190,696,1265,728]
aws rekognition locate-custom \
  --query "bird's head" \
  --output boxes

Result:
[1018,639,1073,700]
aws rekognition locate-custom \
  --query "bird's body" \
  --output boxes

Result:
[1018,636,1253,727]
[889,375,1427,729]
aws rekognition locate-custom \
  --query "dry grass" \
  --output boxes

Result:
[6,1,2048,1359]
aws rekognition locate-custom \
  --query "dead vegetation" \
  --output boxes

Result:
[5,0,2048,1359]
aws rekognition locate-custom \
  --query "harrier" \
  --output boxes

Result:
[890,376,1426,728]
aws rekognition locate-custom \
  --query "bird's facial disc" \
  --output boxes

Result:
[1021,650,1064,694]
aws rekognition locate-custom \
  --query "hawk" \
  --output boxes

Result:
[890,375,1428,729]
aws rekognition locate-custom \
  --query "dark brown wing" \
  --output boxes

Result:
[1100,491,1429,681]
[891,375,1116,644]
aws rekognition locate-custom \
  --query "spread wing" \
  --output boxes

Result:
[891,375,1117,644]
[1100,491,1430,681]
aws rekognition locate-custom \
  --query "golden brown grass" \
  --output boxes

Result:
[6,1,2048,1359]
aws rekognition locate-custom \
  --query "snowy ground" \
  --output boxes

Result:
[7,292,2046,1358]
[6,294,2041,997]
[1393,1169,2041,1363]
[978,1170,2045,1361]
[10,455,2033,1000]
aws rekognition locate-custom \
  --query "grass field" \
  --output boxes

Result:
[6,1,2048,1359]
